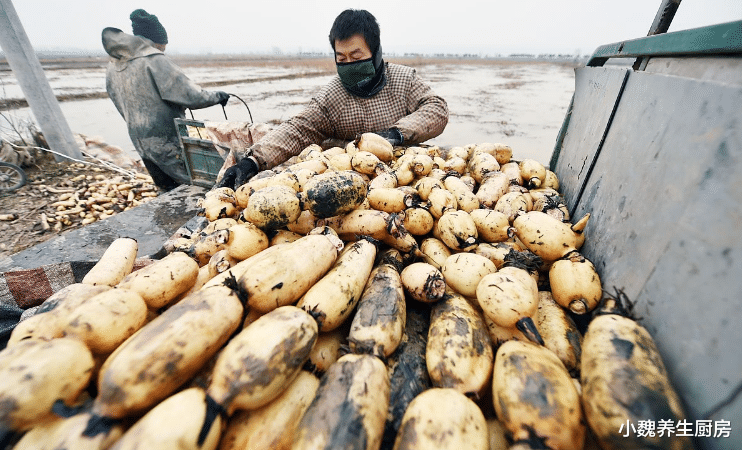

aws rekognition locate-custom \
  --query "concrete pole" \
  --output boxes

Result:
[0,0,83,161]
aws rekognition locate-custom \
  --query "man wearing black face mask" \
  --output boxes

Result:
[217,8,449,190]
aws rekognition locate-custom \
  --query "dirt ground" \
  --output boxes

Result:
[0,149,157,260]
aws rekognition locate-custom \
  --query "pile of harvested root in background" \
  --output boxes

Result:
[0,153,157,256]
[0,136,693,450]
[38,166,157,229]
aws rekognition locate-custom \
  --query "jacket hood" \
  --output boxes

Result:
[102,27,161,62]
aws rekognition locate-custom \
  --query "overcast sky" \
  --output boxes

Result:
[8,0,742,56]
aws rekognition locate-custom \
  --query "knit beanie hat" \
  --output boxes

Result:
[130,9,168,45]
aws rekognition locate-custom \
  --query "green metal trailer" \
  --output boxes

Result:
[550,17,742,450]
[1,4,740,449]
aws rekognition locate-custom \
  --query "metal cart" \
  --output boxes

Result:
[174,118,227,188]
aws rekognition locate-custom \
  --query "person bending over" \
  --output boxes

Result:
[103,9,230,191]
[217,8,449,190]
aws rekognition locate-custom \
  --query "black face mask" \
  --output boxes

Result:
[336,45,387,98]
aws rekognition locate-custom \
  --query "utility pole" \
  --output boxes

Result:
[0,0,83,161]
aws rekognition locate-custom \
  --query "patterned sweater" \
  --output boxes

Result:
[245,62,449,169]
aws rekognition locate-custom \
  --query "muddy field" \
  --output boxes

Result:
[0,55,577,260]
[1,55,578,162]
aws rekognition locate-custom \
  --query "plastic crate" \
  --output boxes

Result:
[175,118,225,188]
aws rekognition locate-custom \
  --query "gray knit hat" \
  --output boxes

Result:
[130,9,168,45]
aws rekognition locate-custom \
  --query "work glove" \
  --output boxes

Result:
[216,91,230,107]
[373,128,404,146]
[216,157,258,190]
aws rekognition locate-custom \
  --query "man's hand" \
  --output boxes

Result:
[216,91,230,107]
[373,128,404,146]
[215,157,258,190]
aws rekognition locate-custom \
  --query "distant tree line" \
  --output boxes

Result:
[1,50,590,61]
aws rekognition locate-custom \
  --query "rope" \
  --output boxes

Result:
[3,92,254,180]
[227,94,254,123]
[186,94,253,123]
[1,137,140,179]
